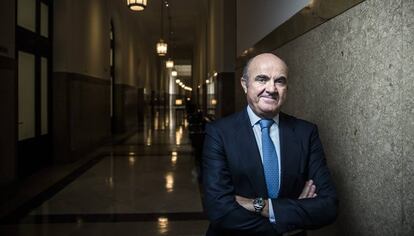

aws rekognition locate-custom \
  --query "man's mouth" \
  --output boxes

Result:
[260,96,278,101]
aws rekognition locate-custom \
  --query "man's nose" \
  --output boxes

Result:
[265,80,277,93]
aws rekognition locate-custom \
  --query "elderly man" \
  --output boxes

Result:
[202,53,338,236]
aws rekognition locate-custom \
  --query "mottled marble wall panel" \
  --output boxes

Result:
[53,72,111,162]
[123,85,139,131]
[113,84,139,134]
[273,0,412,235]
[402,0,414,234]
[69,76,111,153]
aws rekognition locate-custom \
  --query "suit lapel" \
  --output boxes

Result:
[279,113,301,197]
[236,110,268,197]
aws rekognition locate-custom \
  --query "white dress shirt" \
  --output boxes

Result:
[246,105,281,223]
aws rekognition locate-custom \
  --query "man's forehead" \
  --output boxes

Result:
[249,58,288,75]
[249,54,287,71]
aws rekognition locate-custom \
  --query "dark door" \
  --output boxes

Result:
[16,0,52,177]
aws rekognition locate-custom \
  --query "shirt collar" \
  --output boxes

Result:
[246,105,279,127]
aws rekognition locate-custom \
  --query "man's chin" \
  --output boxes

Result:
[258,107,280,117]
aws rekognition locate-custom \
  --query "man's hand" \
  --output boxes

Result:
[235,195,256,212]
[299,179,317,199]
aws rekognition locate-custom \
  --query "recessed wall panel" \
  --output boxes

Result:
[40,3,49,37]
[41,57,48,135]
[18,51,35,140]
[17,0,36,32]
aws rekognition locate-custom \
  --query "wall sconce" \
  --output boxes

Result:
[127,0,147,11]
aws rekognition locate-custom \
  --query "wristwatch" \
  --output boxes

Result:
[253,197,266,213]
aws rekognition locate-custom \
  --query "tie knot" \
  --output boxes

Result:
[259,119,274,130]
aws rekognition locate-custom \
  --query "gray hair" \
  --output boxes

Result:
[241,57,254,82]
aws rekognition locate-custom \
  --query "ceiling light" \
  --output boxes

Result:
[127,0,147,11]
[156,39,167,56]
[166,59,174,68]
[171,69,178,77]
[156,0,167,56]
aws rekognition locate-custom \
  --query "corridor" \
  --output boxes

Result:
[1,0,413,235]
[0,109,209,235]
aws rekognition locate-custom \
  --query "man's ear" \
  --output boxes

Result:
[241,78,248,94]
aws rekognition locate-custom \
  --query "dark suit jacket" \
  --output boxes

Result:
[202,109,338,236]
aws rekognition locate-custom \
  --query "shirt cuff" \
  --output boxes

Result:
[268,199,276,223]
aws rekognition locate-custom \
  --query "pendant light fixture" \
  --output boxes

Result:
[165,10,174,68]
[127,0,148,11]
[166,59,174,68]
[171,69,178,77]
[156,39,167,56]
[156,0,167,56]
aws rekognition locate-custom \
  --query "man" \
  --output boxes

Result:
[202,53,338,236]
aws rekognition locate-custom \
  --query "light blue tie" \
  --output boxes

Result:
[259,119,279,198]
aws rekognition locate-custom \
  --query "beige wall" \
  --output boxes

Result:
[193,0,208,106]
[54,0,158,88]
[207,0,236,75]
[54,0,110,80]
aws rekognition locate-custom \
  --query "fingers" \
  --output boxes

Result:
[299,180,312,199]
[308,183,316,197]
[298,180,317,199]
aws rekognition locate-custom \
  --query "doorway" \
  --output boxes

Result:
[16,0,52,177]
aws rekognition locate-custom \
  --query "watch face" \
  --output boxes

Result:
[253,198,265,212]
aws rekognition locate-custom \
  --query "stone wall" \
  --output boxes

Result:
[273,0,413,235]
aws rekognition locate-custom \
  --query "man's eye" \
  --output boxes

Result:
[275,77,286,84]
[256,77,267,83]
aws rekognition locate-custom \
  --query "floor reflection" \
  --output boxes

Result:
[165,172,174,193]
[157,217,169,234]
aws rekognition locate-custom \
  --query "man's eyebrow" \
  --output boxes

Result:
[275,76,287,80]
[255,74,270,80]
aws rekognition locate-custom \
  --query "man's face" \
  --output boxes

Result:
[241,54,288,118]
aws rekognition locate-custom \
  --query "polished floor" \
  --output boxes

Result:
[0,108,209,235]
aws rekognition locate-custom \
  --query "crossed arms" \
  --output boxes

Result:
[202,122,338,235]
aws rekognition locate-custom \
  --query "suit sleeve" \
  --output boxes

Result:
[202,123,277,234]
[271,125,338,233]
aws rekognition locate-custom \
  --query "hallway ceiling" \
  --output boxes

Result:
[134,0,207,61]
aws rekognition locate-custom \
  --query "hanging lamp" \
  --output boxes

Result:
[171,69,177,77]
[166,59,174,68]
[127,0,147,11]
[156,0,167,56]
[165,13,174,68]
